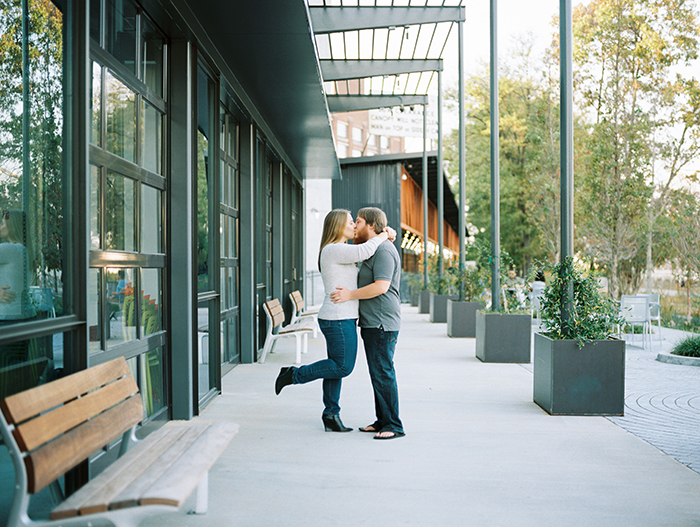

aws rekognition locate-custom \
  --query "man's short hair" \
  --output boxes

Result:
[357,207,387,234]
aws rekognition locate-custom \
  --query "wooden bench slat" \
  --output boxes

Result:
[140,422,240,507]
[265,300,285,327]
[291,291,304,311]
[14,375,139,453]
[51,423,192,519]
[1,358,130,425]
[108,422,213,510]
[26,395,143,494]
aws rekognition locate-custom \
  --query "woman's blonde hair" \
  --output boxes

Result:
[318,209,351,271]
[3,209,27,245]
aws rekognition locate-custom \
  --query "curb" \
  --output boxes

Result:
[656,351,700,367]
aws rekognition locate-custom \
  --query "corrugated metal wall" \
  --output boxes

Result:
[333,161,402,253]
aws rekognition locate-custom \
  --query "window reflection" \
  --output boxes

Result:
[105,0,137,76]
[197,130,209,292]
[88,268,102,354]
[106,268,136,347]
[141,184,161,253]
[142,347,165,417]
[105,71,136,163]
[141,16,163,97]
[142,100,162,174]
[92,62,102,146]
[141,268,161,336]
[0,2,65,335]
[105,171,136,251]
[90,165,101,249]
[0,333,63,398]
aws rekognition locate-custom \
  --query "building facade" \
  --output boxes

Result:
[0,0,343,434]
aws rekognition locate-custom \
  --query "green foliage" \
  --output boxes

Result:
[443,50,556,275]
[406,272,424,292]
[537,257,622,344]
[428,272,452,295]
[0,0,64,284]
[672,335,700,358]
[573,0,700,297]
[453,265,488,303]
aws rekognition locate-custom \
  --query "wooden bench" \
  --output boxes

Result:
[288,290,319,338]
[258,298,315,364]
[0,357,239,527]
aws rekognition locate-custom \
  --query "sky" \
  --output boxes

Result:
[443,0,561,84]
[436,0,563,132]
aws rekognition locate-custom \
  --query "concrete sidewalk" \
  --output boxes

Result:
[145,305,700,527]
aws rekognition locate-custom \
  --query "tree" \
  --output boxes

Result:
[668,188,700,322]
[0,0,64,289]
[443,39,559,275]
[572,0,699,297]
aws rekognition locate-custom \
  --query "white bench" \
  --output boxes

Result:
[258,298,315,364]
[288,290,319,338]
[0,357,239,527]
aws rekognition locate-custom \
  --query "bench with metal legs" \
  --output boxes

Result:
[259,298,315,364]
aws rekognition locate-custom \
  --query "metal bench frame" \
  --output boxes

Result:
[258,298,314,364]
[288,290,319,338]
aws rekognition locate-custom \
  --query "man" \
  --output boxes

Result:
[330,207,404,440]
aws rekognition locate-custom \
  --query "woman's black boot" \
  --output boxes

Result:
[275,366,295,395]
[322,414,352,432]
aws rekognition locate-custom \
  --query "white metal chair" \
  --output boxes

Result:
[529,281,546,320]
[620,295,651,349]
[637,293,662,345]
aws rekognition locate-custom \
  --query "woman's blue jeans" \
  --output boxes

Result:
[293,318,358,416]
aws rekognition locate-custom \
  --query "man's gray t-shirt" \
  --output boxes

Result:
[358,241,401,331]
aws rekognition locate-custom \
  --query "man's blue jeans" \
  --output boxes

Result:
[293,318,357,416]
[360,327,404,434]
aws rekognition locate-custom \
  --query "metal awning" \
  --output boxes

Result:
[176,0,341,180]
[309,1,464,113]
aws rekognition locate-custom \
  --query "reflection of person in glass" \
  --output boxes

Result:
[0,210,36,324]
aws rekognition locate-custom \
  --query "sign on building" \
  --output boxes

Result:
[369,96,438,140]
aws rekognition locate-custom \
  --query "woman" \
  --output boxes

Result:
[0,210,36,323]
[274,209,395,432]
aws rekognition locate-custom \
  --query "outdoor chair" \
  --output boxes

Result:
[637,293,662,345]
[619,295,651,349]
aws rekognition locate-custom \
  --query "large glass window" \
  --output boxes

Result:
[220,104,240,369]
[0,0,66,396]
[89,0,167,422]
[197,63,218,400]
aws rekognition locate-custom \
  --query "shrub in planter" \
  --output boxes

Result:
[427,271,456,322]
[406,272,424,307]
[672,335,700,358]
[447,265,487,337]
[533,257,625,415]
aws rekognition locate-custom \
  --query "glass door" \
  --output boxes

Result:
[196,61,219,403]
[219,102,240,373]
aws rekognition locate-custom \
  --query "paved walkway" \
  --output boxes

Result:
[607,326,700,475]
[141,305,700,527]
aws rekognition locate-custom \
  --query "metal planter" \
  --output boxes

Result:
[475,311,531,363]
[430,293,458,323]
[418,290,431,314]
[446,300,484,337]
[533,333,625,416]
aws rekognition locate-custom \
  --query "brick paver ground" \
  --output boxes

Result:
[606,327,700,474]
